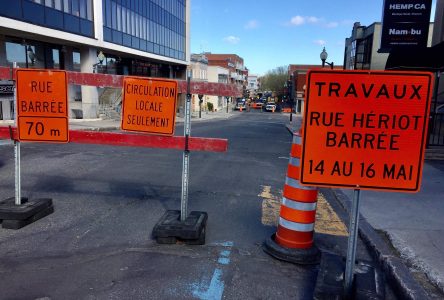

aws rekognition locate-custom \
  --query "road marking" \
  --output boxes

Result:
[259,186,348,236]
[191,241,233,300]
[259,185,281,226]
[315,193,348,236]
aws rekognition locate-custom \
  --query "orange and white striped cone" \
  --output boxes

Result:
[263,132,321,264]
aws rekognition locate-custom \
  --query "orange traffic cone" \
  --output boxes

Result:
[263,131,320,264]
[240,106,243,112]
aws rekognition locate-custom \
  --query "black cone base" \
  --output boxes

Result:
[262,233,321,265]
[152,210,207,245]
[0,197,54,229]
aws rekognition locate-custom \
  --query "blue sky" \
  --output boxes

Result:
[190,0,437,76]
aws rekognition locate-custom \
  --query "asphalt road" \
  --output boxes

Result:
[0,111,321,299]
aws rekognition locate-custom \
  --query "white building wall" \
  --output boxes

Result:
[207,66,229,111]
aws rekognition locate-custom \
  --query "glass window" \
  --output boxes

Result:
[72,0,79,16]
[55,0,62,10]
[86,0,92,20]
[127,9,131,33]
[64,0,70,12]
[105,0,111,26]
[117,3,121,31]
[111,1,117,29]
[135,14,139,37]
[73,51,81,71]
[33,0,43,4]
[122,7,126,33]
[52,49,60,69]
[79,0,86,18]
[6,42,26,68]
[45,0,53,7]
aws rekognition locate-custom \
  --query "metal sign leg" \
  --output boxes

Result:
[14,141,21,205]
[180,71,192,222]
[344,189,361,297]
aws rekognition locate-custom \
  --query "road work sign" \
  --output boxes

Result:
[121,77,177,136]
[16,69,68,143]
[300,70,433,192]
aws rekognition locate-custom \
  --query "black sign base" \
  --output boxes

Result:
[0,197,54,229]
[152,210,207,245]
[314,252,385,299]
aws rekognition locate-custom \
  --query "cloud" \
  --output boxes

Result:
[290,15,321,26]
[289,16,349,28]
[313,40,326,46]
[290,15,305,25]
[245,20,259,29]
[326,22,339,28]
[223,36,240,44]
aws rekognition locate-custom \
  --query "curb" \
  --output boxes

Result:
[284,123,430,300]
[332,189,430,300]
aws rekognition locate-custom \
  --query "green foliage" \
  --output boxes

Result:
[207,102,214,112]
[259,66,287,96]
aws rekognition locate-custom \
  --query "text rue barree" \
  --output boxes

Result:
[309,111,423,150]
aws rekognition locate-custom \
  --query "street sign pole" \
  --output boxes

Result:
[12,62,21,206]
[344,189,362,297]
[181,70,192,222]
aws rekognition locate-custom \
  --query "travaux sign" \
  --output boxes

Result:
[300,70,433,192]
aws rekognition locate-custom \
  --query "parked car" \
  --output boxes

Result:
[234,98,246,110]
[265,102,277,112]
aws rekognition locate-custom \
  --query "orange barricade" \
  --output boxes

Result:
[275,133,318,248]
[263,131,320,264]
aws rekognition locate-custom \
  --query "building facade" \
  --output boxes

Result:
[205,53,246,89]
[0,0,190,119]
[246,74,258,97]
[288,64,342,114]
[344,22,433,70]
[207,65,229,111]
[190,53,207,114]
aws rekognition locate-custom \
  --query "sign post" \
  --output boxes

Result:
[181,71,192,221]
[300,70,433,297]
[151,71,208,245]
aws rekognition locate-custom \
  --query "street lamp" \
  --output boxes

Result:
[198,94,204,118]
[93,51,106,73]
[320,47,334,69]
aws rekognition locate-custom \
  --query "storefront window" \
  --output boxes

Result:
[73,51,81,71]
[52,49,60,69]
[6,42,27,68]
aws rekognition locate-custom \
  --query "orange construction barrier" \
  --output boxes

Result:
[276,133,317,248]
[263,131,320,264]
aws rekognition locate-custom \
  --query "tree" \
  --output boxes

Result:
[259,66,288,99]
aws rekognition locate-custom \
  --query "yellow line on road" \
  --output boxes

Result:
[259,185,281,226]
[259,186,348,236]
[315,193,348,236]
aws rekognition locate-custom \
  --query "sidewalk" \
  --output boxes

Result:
[287,118,444,298]
[71,109,235,131]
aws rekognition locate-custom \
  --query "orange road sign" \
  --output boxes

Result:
[16,69,68,143]
[300,70,433,192]
[121,77,177,136]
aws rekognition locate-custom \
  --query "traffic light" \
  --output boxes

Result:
[198,94,204,103]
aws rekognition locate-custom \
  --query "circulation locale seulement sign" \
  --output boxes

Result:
[300,70,433,192]
[121,77,177,136]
